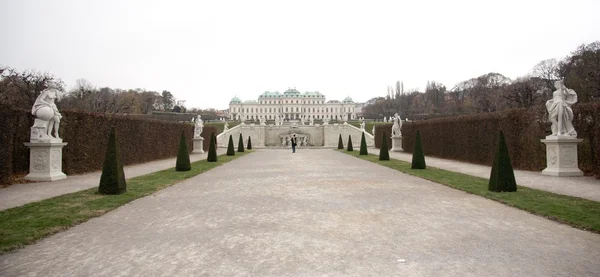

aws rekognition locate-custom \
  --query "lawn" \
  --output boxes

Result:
[340,150,600,234]
[0,151,251,254]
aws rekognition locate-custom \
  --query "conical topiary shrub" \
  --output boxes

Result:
[247,136,252,150]
[227,134,235,156]
[207,132,217,162]
[238,133,245,152]
[347,135,354,151]
[99,126,126,194]
[411,130,426,169]
[338,134,344,149]
[488,131,517,192]
[379,132,390,161]
[359,132,368,155]
[175,130,191,171]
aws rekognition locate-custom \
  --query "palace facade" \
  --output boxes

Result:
[229,88,358,121]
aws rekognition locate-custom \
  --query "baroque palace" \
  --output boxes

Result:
[229,88,358,121]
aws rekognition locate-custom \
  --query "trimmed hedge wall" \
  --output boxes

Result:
[374,123,393,150]
[396,104,600,177]
[0,106,217,185]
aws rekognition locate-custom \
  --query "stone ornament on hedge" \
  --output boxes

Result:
[192,115,204,154]
[541,80,583,177]
[24,88,68,181]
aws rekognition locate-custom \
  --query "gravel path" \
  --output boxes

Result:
[1,149,599,276]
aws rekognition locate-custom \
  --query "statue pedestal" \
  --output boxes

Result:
[391,136,403,152]
[540,136,583,177]
[193,137,204,154]
[24,142,67,181]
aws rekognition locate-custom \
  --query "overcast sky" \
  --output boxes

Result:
[1,0,599,110]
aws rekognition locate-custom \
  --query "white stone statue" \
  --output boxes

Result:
[300,116,305,125]
[194,115,203,138]
[360,119,365,130]
[383,116,387,123]
[372,125,375,135]
[309,117,314,126]
[259,117,266,125]
[546,80,577,137]
[223,121,229,131]
[31,88,63,141]
[323,117,330,125]
[391,113,402,137]
[343,114,348,123]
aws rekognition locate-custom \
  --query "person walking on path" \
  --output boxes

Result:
[291,134,297,153]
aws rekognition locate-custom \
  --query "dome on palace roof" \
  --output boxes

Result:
[283,88,302,97]
[259,91,281,98]
[343,96,354,103]
[304,91,324,98]
[230,96,242,104]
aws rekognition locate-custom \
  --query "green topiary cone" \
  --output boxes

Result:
[227,135,235,156]
[347,135,354,151]
[99,126,127,194]
[247,136,253,150]
[207,132,217,162]
[360,132,368,155]
[175,130,191,171]
[488,131,517,192]
[379,132,390,161]
[338,134,344,149]
[411,130,426,169]
[238,133,245,152]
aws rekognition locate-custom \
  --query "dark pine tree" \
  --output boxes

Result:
[99,126,127,194]
[411,130,426,169]
[379,132,390,161]
[338,134,344,149]
[488,131,517,192]
[359,132,368,155]
[247,136,253,150]
[238,133,245,152]
[207,132,218,162]
[175,130,191,171]
[227,134,235,156]
[347,135,354,151]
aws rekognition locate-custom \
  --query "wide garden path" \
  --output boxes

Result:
[368,148,600,202]
[1,149,599,276]
[0,149,225,211]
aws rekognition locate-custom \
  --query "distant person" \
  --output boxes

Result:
[291,134,297,153]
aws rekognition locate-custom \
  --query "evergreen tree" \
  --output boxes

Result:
[207,132,217,162]
[488,131,517,192]
[411,130,426,169]
[359,132,368,155]
[379,132,390,161]
[227,135,235,156]
[347,135,354,151]
[338,134,344,149]
[237,133,245,152]
[247,136,253,150]
[99,126,127,194]
[175,130,191,171]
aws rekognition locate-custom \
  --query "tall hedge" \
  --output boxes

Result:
[379,132,390,161]
[411,130,426,169]
[347,135,354,151]
[98,126,126,195]
[175,130,191,171]
[360,132,368,155]
[488,131,517,192]
[238,133,245,152]
[227,135,235,156]
[247,136,253,150]
[207,132,217,162]
[374,124,393,150]
[338,134,344,149]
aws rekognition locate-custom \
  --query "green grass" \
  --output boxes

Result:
[340,150,600,233]
[0,151,251,254]
[205,121,240,134]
